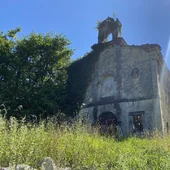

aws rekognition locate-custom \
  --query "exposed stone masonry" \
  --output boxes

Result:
[78,17,170,136]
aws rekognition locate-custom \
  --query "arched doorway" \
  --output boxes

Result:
[97,112,118,136]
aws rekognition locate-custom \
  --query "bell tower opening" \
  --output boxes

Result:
[107,34,112,42]
[97,17,122,43]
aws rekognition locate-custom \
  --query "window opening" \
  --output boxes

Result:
[133,115,143,132]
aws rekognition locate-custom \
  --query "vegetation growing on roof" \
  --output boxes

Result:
[95,20,103,30]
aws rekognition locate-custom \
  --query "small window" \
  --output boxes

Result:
[129,111,144,133]
[133,115,143,132]
[131,68,139,79]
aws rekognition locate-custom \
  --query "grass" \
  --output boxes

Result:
[0,115,170,169]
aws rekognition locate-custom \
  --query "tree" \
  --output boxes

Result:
[0,28,73,118]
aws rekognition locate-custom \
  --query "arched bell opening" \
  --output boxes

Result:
[107,33,112,42]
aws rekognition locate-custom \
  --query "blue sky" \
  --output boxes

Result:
[1,0,170,67]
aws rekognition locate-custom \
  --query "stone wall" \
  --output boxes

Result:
[82,44,164,135]
[85,45,160,104]
[81,98,161,136]
[156,52,170,134]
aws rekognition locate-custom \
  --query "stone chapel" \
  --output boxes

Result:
[68,17,170,136]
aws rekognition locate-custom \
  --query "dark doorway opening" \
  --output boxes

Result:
[98,112,118,136]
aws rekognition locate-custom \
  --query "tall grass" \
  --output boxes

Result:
[0,115,170,169]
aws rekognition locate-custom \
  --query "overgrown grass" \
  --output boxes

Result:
[0,115,170,169]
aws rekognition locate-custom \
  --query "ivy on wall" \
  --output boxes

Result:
[64,43,108,116]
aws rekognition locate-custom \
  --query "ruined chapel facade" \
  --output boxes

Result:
[79,17,170,136]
